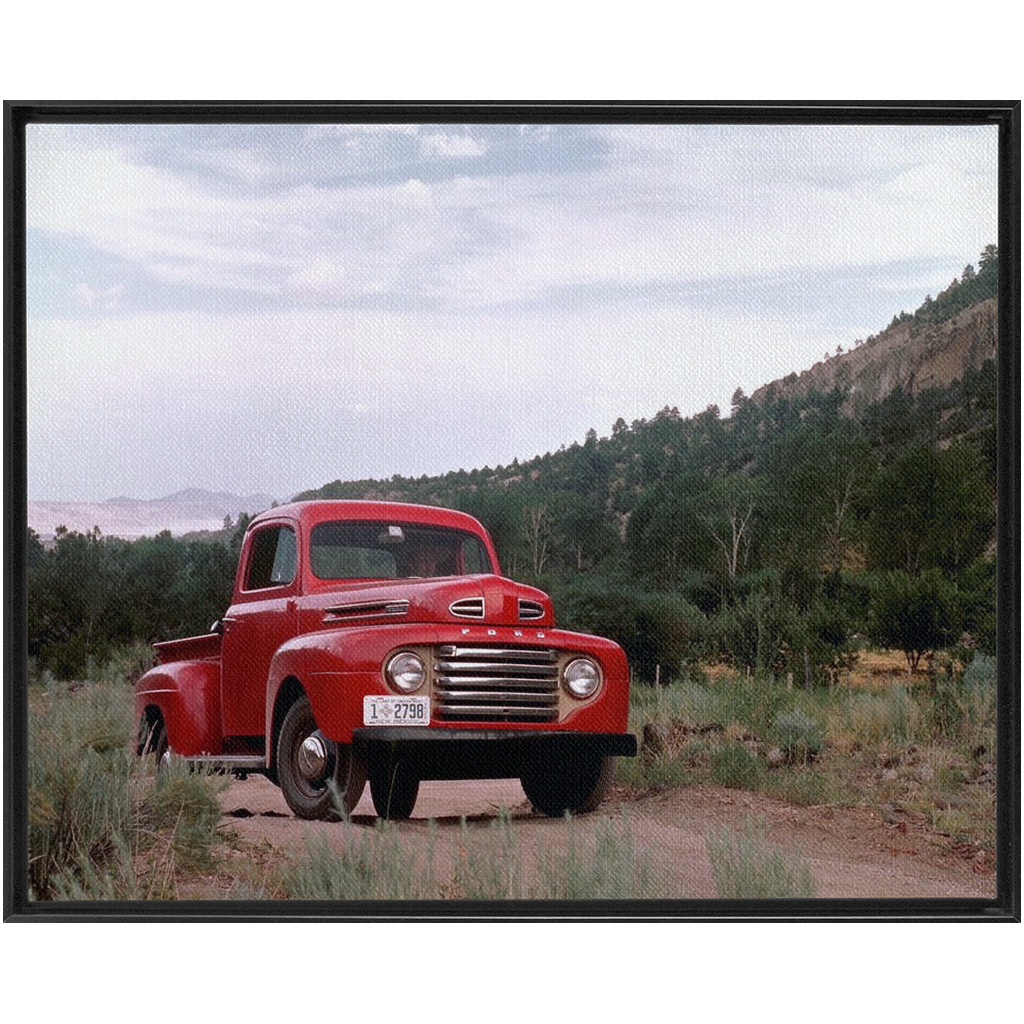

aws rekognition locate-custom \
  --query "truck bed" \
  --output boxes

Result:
[153,632,222,664]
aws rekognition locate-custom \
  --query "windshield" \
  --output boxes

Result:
[309,520,493,580]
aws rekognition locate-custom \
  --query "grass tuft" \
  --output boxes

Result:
[283,807,667,900]
[706,816,817,898]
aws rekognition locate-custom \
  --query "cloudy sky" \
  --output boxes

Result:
[25,119,999,503]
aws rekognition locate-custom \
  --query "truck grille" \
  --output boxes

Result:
[433,645,559,722]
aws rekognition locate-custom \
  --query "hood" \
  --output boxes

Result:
[316,574,555,629]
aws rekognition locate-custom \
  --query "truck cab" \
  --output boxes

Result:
[136,500,636,819]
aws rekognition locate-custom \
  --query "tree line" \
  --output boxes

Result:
[27,251,999,684]
[26,523,248,680]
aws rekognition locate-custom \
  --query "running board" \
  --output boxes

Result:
[178,754,267,772]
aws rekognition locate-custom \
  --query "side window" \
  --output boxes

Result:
[245,526,297,590]
[461,536,488,574]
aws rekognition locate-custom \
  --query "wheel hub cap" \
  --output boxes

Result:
[298,734,328,781]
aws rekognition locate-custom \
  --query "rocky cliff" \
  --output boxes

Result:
[750,297,998,419]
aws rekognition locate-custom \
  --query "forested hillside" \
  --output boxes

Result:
[27,248,1000,682]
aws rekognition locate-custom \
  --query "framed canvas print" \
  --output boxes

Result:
[5,100,1018,923]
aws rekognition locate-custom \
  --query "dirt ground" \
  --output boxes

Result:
[209,773,996,903]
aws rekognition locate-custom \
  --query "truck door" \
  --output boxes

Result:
[221,521,300,738]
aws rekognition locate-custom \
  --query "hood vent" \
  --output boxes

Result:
[324,599,409,621]
[449,596,485,619]
[518,599,546,621]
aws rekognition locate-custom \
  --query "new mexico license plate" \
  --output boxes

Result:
[363,695,430,726]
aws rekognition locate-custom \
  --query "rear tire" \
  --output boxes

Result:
[278,695,366,820]
[140,716,169,774]
[521,754,615,817]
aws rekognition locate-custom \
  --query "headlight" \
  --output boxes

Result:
[563,657,601,699]
[385,652,427,693]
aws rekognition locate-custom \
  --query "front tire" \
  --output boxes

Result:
[277,695,366,820]
[369,761,420,820]
[521,754,615,817]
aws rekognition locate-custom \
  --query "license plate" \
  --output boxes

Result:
[363,695,430,726]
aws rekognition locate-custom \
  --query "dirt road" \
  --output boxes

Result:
[213,774,995,902]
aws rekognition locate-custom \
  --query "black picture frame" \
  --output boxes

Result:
[4,100,1019,923]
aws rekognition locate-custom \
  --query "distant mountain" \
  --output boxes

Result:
[28,489,278,541]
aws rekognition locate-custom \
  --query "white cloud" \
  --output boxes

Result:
[590,123,998,281]
[303,124,420,141]
[188,146,281,186]
[288,256,348,295]
[75,283,124,309]
[395,177,431,206]
[420,131,487,158]
[28,123,997,320]
[26,138,167,239]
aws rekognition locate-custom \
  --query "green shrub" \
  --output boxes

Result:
[772,708,823,764]
[715,675,790,738]
[100,641,157,686]
[709,741,765,790]
[618,744,697,790]
[960,653,998,746]
[923,653,998,749]
[453,810,526,899]
[766,769,835,807]
[707,596,791,678]
[826,685,920,748]
[926,679,965,742]
[49,833,146,901]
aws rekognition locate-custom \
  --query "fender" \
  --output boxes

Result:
[135,659,222,757]
[264,623,438,751]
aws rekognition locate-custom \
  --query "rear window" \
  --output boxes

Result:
[309,520,492,580]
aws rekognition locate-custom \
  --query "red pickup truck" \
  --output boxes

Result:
[135,500,636,820]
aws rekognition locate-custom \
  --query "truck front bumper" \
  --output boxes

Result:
[351,728,637,781]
